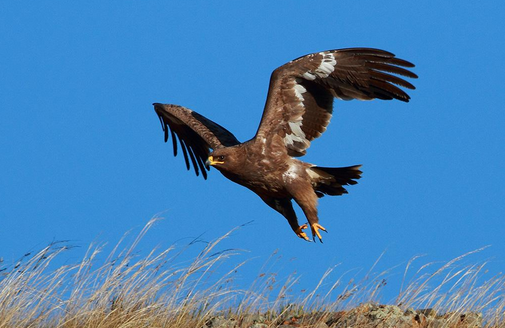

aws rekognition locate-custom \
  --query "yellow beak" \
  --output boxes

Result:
[206,155,224,166]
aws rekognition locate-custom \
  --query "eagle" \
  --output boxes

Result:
[154,48,417,242]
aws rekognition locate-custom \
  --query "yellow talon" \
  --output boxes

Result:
[311,223,327,242]
[295,224,310,241]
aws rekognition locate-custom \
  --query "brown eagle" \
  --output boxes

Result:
[154,48,417,242]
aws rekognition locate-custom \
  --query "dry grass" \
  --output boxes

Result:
[1,218,504,327]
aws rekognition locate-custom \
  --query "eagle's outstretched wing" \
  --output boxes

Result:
[254,48,418,157]
[154,103,240,179]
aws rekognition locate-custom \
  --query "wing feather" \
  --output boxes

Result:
[154,103,240,179]
[366,62,418,78]
[178,137,190,171]
[169,128,177,156]
[254,48,417,156]
[370,70,416,90]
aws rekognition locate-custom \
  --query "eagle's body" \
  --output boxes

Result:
[216,141,293,196]
[154,48,417,241]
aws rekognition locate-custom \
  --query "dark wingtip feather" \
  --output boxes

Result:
[370,71,416,90]
[178,138,191,171]
[366,62,418,79]
[170,128,177,156]
[194,154,208,180]
[339,48,395,57]
[157,115,165,131]
[369,80,411,102]
[388,57,416,68]
[186,145,201,177]
[163,122,169,142]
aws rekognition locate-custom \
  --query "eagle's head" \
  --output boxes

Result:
[206,146,245,174]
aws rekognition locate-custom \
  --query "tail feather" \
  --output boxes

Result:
[309,165,362,197]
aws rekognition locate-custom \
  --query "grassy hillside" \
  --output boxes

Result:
[1,219,504,328]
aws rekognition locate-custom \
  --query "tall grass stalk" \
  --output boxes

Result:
[0,218,503,327]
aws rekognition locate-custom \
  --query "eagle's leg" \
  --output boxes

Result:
[259,196,310,241]
[292,192,327,242]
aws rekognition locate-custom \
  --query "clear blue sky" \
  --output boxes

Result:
[1,1,504,301]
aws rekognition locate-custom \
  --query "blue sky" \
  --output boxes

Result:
[1,1,504,301]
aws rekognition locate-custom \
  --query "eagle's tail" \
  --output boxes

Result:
[309,165,362,198]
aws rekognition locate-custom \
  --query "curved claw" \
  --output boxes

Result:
[311,223,327,243]
[295,224,310,241]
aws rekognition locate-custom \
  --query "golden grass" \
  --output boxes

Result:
[0,218,504,327]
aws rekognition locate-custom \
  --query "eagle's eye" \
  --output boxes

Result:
[218,155,225,161]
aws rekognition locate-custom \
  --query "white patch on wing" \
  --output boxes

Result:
[315,52,337,78]
[302,72,316,80]
[283,79,310,151]
[293,83,306,101]
[300,52,337,82]
[284,117,310,150]
[288,121,304,138]
[285,117,309,150]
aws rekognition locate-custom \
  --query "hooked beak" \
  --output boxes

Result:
[206,155,224,166]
